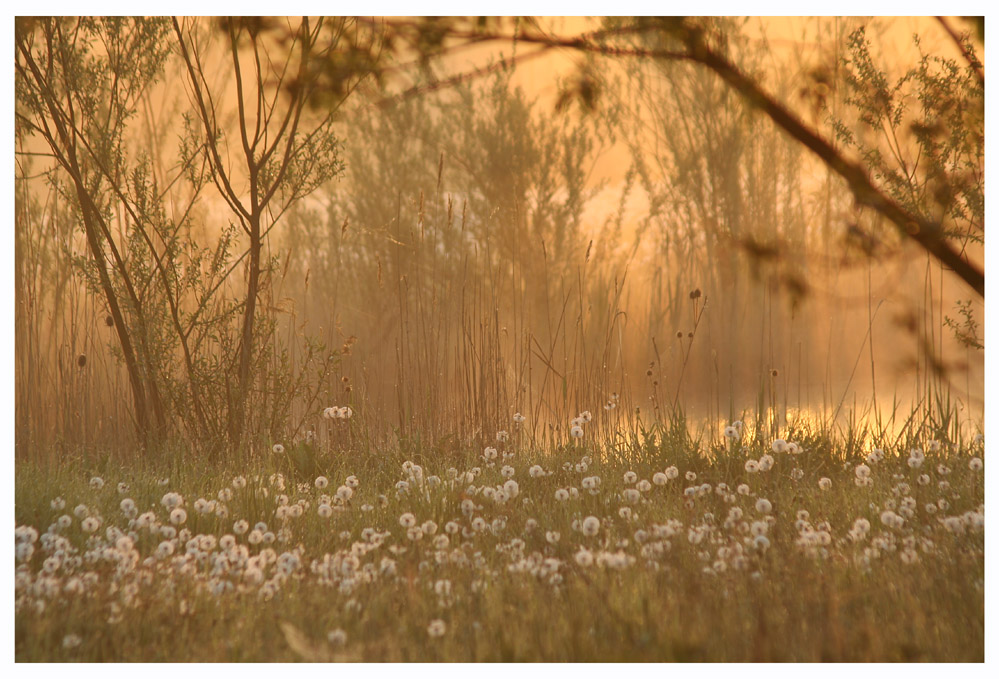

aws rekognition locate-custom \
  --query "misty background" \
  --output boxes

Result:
[14,16,984,458]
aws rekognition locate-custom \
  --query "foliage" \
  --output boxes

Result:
[943,300,982,351]
[832,26,984,247]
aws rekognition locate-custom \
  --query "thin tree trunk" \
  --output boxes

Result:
[231,214,262,452]
[75,177,152,442]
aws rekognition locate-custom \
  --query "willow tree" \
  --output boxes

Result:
[15,17,174,445]
[171,17,369,452]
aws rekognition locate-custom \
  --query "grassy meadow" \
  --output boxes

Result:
[15,416,985,662]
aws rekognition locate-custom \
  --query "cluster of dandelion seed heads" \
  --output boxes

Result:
[14,411,985,652]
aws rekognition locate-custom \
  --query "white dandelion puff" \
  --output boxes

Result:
[581,516,600,536]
